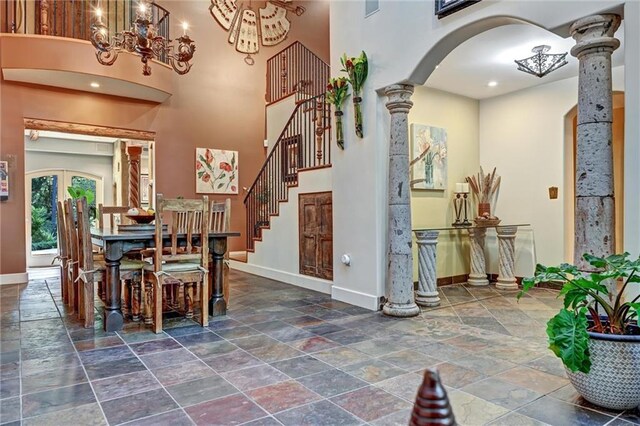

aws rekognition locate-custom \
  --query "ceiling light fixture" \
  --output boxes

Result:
[90,0,196,76]
[515,45,568,78]
[488,81,498,87]
[90,82,100,88]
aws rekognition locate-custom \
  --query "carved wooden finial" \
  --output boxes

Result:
[410,368,456,426]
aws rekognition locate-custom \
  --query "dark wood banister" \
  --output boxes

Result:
[244,93,323,204]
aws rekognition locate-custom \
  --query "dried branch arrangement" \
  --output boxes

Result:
[466,167,501,217]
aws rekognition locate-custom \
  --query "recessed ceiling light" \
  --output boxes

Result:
[435,64,440,70]
[488,81,498,87]
[90,82,100,88]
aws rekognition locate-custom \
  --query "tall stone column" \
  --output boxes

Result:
[496,226,518,290]
[383,84,420,317]
[571,15,621,278]
[467,227,488,286]
[414,230,441,307]
[126,145,143,209]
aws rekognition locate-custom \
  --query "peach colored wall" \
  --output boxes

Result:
[0,0,329,275]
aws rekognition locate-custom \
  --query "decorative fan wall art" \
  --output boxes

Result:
[209,0,305,65]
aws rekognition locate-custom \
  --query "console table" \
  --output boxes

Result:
[412,224,530,307]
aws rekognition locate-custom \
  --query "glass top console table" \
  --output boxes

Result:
[411,224,531,308]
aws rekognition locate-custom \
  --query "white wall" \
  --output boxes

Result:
[266,96,297,152]
[409,87,479,280]
[479,65,625,275]
[237,167,333,296]
[330,1,636,309]
[25,137,115,205]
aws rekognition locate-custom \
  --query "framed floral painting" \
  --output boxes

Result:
[410,124,447,190]
[196,148,238,194]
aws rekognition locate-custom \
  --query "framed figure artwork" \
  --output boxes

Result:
[410,124,448,191]
[196,148,239,194]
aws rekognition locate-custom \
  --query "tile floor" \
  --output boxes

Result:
[1,268,639,425]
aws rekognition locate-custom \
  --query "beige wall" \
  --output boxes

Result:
[409,87,480,280]
[0,0,329,275]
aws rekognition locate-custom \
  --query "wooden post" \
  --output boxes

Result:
[40,0,50,35]
[126,145,143,209]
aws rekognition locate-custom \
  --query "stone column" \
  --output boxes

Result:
[467,227,488,286]
[496,226,518,290]
[383,84,420,317]
[571,15,621,276]
[126,145,143,209]
[415,230,441,307]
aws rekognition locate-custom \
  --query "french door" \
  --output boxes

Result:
[26,170,103,267]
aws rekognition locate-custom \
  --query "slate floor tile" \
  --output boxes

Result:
[246,380,322,414]
[297,369,368,398]
[432,362,486,388]
[331,386,411,422]
[461,377,542,410]
[174,331,222,347]
[78,345,135,365]
[344,359,408,384]
[289,336,340,353]
[22,402,106,426]
[448,390,510,425]
[214,325,262,339]
[313,346,371,367]
[247,342,305,363]
[166,375,238,407]
[0,397,20,425]
[189,340,238,358]
[495,366,568,394]
[129,338,182,355]
[84,356,147,381]
[203,349,264,373]
[100,388,178,425]
[185,393,267,425]
[0,378,20,399]
[517,396,615,426]
[151,360,217,386]
[270,355,332,378]
[120,409,194,426]
[139,348,198,369]
[221,364,289,391]
[375,372,423,401]
[74,336,125,352]
[380,349,440,372]
[21,366,88,395]
[22,382,96,418]
[91,370,161,402]
[370,408,412,426]
[276,400,361,426]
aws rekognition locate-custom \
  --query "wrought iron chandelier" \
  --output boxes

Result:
[514,45,568,78]
[90,0,196,76]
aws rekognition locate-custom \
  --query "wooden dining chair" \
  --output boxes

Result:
[63,198,79,314]
[54,200,70,305]
[144,194,209,333]
[98,204,130,230]
[76,197,145,328]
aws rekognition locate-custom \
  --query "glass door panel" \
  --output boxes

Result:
[27,172,64,267]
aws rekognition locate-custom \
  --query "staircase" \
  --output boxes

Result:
[245,43,331,252]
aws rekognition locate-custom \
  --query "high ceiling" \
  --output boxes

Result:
[426,23,625,100]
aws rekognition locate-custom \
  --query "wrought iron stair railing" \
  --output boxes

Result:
[244,93,331,251]
[266,41,330,104]
[1,0,170,64]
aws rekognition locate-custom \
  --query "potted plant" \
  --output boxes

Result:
[518,253,640,410]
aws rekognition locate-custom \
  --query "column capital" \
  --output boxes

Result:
[385,84,414,114]
[414,230,439,245]
[496,226,518,237]
[570,14,621,58]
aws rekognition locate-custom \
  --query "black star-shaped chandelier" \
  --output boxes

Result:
[90,0,196,76]
[515,45,568,78]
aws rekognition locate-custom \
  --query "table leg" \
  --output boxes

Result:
[414,230,441,307]
[467,228,489,286]
[103,241,124,332]
[209,236,227,316]
[496,226,518,290]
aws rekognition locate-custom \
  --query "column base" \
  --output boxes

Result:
[496,280,518,290]
[383,301,420,317]
[467,275,489,286]
[415,291,440,307]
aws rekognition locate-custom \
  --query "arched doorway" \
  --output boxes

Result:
[563,92,625,263]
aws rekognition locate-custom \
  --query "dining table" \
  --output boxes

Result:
[91,227,241,332]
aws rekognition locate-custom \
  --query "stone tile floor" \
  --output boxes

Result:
[1,268,639,425]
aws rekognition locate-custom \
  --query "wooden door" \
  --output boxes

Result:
[299,192,333,280]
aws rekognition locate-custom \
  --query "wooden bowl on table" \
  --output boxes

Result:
[125,214,155,224]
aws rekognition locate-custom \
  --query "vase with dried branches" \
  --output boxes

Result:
[466,167,501,225]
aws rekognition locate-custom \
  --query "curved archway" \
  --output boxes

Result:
[408,15,553,86]
[563,91,625,263]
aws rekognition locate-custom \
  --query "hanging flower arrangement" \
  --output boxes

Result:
[326,77,350,150]
[341,51,368,138]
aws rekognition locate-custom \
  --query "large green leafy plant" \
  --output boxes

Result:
[518,253,640,373]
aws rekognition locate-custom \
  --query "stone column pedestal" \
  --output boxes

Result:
[383,84,420,318]
[415,230,440,307]
[467,227,488,286]
[496,226,518,290]
[570,14,620,272]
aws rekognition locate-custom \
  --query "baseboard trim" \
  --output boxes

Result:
[331,285,379,311]
[0,272,28,286]
[229,261,332,295]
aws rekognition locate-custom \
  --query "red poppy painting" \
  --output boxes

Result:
[195,148,238,194]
